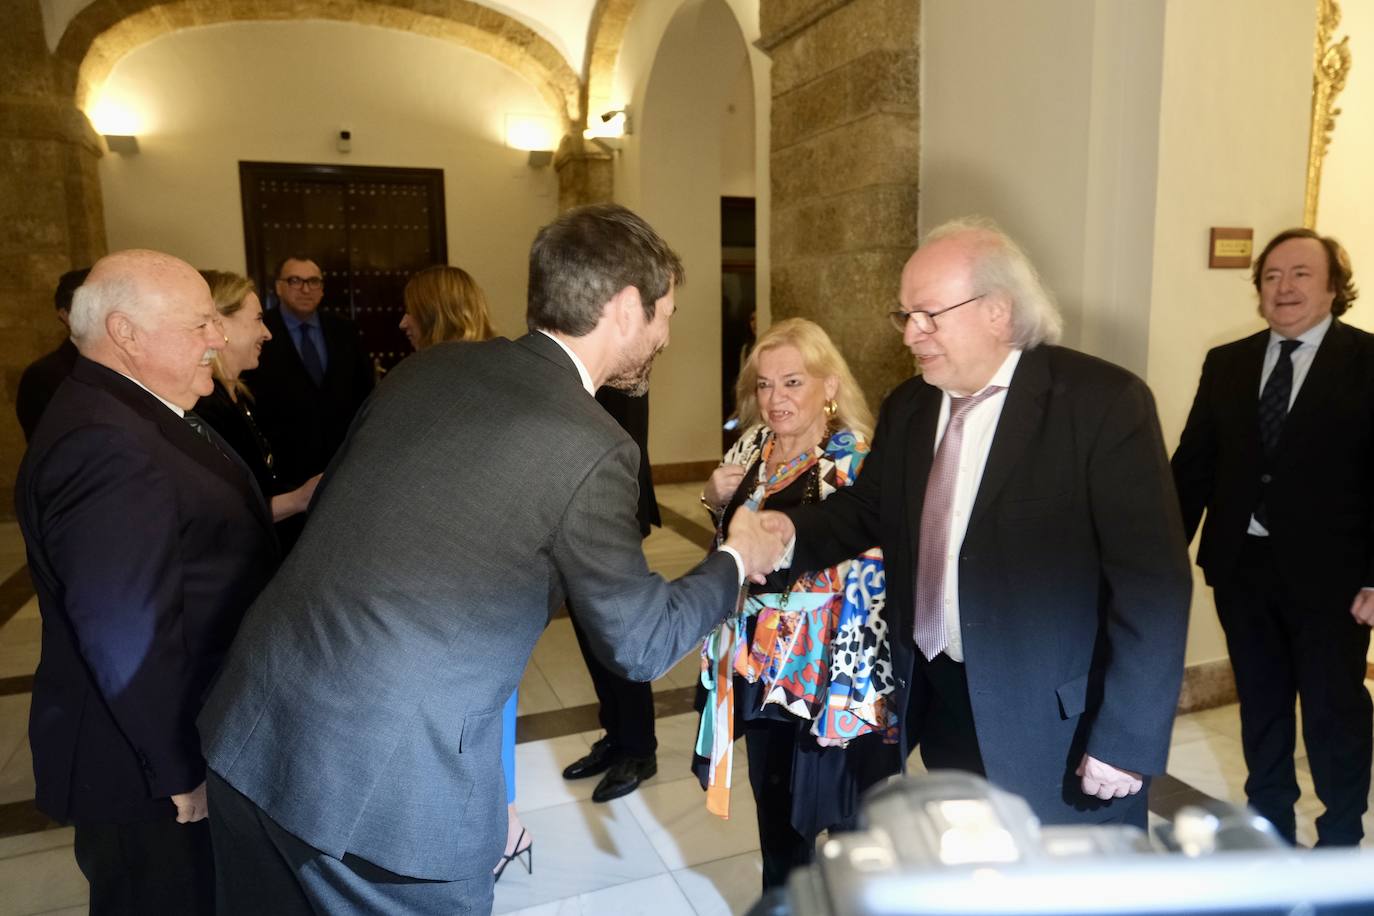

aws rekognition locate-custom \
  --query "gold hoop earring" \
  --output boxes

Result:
[824,399,838,419]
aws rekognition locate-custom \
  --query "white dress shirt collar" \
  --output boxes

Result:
[935,348,1023,398]
[118,372,186,418]
[1268,313,1332,351]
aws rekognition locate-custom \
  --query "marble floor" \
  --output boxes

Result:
[1,484,1373,915]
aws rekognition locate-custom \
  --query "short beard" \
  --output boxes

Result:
[605,361,652,397]
[605,343,661,396]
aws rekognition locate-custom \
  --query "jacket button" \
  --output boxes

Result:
[1260,473,1273,484]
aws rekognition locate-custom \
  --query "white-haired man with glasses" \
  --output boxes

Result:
[763,217,1191,830]
[244,254,374,548]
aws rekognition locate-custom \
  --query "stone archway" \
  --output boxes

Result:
[584,0,637,118]
[53,0,583,128]
[552,0,638,211]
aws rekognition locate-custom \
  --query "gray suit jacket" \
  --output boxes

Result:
[199,333,737,880]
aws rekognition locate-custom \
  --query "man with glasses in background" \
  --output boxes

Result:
[761,217,1191,830]
[245,255,374,547]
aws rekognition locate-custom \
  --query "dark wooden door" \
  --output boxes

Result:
[240,162,447,373]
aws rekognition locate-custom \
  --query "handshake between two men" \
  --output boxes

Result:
[718,507,797,584]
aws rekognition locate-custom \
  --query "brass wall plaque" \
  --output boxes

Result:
[1209,227,1254,269]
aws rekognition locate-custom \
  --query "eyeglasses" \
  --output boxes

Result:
[888,294,983,335]
[280,276,324,291]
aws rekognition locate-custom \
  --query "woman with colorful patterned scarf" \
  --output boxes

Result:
[692,318,897,891]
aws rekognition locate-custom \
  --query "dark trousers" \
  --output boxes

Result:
[73,815,214,916]
[569,610,657,758]
[744,718,812,891]
[906,653,987,775]
[742,719,892,892]
[1213,536,1372,846]
[206,770,494,916]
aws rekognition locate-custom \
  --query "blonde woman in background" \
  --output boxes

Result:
[193,270,320,522]
[398,265,496,351]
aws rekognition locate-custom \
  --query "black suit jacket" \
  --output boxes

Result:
[596,386,661,535]
[1172,319,1374,605]
[789,345,1191,825]
[195,379,281,502]
[240,308,374,490]
[15,338,78,442]
[200,333,737,880]
[15,358,278,823]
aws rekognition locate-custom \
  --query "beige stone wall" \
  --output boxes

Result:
[0,1,106,515]
[761,0,917,408]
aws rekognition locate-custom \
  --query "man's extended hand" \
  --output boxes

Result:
[170,781,208,823]
[1076,754,1143,800]
[1350,588,1374,626]
[723,507,788,584]
[755,510,795,546]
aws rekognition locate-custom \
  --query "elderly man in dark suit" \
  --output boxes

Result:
[1172,228,1374,847]
[241,255,374,546]
[15,266,88,441]
[763,218,1192,829]
[15,250,279,914]
[199,203,786,915]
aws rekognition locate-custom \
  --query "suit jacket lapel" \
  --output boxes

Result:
[903,383,942,556]
[1237,329,1268,410]
[968,347,1050,531]
[74,359,274,531]
[264,310,300,377]
[1279,319,1351,455]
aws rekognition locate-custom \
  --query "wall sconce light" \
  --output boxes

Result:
[505,113,556,168]
[583,106,631,155]
[584,107,632,139]
[104,135,139,155]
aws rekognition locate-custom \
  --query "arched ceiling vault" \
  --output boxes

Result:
[53,0,585,129]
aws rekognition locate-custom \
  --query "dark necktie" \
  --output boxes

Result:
[299,322,325,387]
[184,410,228,461]
[1258,338,1301,456]
[913,386,1004,661]
[1254,338,1301,529]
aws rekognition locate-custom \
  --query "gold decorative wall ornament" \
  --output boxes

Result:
[1305,0,1352,228]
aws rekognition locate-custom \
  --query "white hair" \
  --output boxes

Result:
[924,217,1063,348]
[68,273,141,346]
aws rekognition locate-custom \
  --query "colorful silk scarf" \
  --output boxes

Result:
[695,425,895,819]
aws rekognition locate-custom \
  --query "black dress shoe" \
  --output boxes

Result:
[563,736,618,780]
[592,754,657,803]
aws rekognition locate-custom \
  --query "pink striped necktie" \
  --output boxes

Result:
[913,386,1004,660]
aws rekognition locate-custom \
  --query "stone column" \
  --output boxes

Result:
[760,0,919,405]
[0,1,106,513]
[554,134,615,212]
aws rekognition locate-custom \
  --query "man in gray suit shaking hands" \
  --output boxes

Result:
[199,204,787,914]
